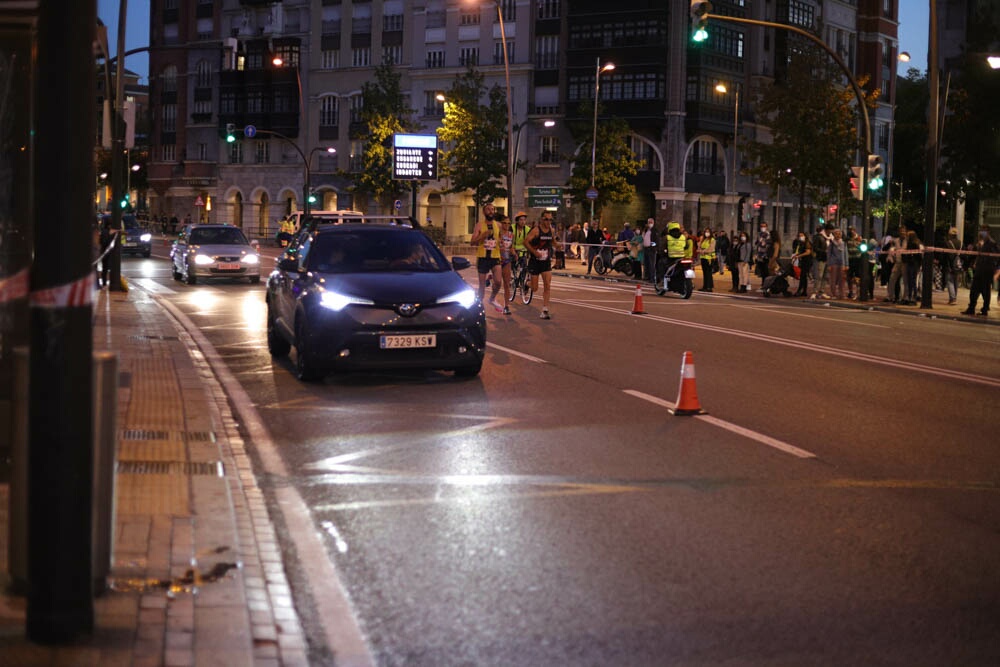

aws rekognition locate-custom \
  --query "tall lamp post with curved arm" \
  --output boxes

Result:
[590,58,615,223]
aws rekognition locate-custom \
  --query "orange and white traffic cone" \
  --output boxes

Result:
[631,284,647,314]
[669,351,706,415]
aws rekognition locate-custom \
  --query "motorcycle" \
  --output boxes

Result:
[655,256,695,299]
[593,242,634,277]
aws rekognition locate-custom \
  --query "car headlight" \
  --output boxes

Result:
[140,233,152,242]
[438,288,477,309]
[193,254,215,265]
[319,291,375,311]
[241,254,260,265]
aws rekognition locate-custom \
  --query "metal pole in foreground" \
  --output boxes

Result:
[28,0,97,642]
[920,1,939,309]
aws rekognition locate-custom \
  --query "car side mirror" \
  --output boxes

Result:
[277,257,300,272]
[451,256,471,271]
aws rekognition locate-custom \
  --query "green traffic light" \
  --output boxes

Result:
[120,198,128,209]
[867,176,883,190]
[307,194,317,204]
[693,27,708,42]
[226,134,236,143]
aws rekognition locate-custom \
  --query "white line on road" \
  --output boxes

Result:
[487,342,548,363]
[623,389,817,459]
[555,299,1000,389]
[746,305,891,328]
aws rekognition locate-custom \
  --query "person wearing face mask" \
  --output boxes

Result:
[790,231,813,296]
[642,218,660,285]
[736,231,752,293]
[944,227,962,305]
[961,224,1000,317]
[754,222,772,283]
[697,228,716,291]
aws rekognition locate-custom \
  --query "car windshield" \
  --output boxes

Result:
[123,216,139,230]
[189,227,250,245]
[309,230,450,274]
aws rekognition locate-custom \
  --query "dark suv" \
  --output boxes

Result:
[266,223,485,381]
[101,214,151,257]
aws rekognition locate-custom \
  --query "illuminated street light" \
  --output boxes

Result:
[898,51,911,63]
[715,82,739,197]
[590,58,615,223]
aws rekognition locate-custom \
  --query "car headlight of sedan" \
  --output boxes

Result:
[319,291,375,311]
[241,254,260,265]
[193,254,215,265]
[140,233,152,242]
[437,288,477,309]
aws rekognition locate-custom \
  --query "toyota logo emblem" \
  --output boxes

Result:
[397,303,418,317]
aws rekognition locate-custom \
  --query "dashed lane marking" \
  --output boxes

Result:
[623,389,817,459]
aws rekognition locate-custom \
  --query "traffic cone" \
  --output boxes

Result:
[630,284,647,314]
[669,351,706,415]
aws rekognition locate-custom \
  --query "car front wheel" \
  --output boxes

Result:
[294,319,323,382]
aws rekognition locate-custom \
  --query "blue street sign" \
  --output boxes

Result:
[394,199,402,210]
[244,124,257,138]
[586,187,599,200]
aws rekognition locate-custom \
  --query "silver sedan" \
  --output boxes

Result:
[170,224,261,284]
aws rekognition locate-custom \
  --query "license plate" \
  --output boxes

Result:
[380,334,436,349]
[217,262,241,270]
[123,241,136,247]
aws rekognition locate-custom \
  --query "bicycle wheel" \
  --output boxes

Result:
[521,276,534,304]
[508,269,522,302]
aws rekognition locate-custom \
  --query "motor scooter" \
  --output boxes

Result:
[654,256,695,299]
[593,242,634,277]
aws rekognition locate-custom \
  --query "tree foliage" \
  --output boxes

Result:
[741,43,876,220]
[436,67,508,206]
[352,60,415,212]
[565,101,642,218]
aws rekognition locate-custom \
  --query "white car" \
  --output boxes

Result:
[170,224,260,284]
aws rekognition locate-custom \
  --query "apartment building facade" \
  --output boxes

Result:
[146,0,899,240]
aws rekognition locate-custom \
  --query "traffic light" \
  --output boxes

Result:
[867,154,884,190]
[307,192,317,204]
[690,0,712,43]
[225,123,237,143]
[120,197,128,209]
[850,166,863,200]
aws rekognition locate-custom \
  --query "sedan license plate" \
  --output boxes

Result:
[217,262,241,270]
[380,334,436,349]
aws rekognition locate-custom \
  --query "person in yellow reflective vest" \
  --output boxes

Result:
[512,211,531,267]
[698,228,716,292]
[656,221,687,285]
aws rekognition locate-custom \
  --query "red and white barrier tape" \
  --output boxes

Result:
[29,273,93,308]
[0,267,29,305]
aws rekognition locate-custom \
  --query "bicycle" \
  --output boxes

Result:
[508,252,534,304]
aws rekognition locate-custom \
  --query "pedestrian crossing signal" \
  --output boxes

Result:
[225,123,237,143]
[850,167,863,200]
[867,154,884,190]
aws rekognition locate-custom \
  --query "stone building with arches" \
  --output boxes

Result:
[146,0,899,243]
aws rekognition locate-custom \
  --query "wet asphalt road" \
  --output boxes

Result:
[126,250,1000,666]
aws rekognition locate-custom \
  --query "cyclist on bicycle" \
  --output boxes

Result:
[512,211,531,269]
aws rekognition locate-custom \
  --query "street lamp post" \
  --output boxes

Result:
[715,82,739,200]
[590,58,615,223]
[305,146,336,213]
[493,0,514,213]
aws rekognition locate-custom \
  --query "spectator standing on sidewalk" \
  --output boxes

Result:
[791,231,813,296]
[735,231,752,293]
[944,227,962,305]
[578,222,590,265]
[767,230,782,276]
[902,230,923,305]
[628,228,644,279]
[642,218,659,285]
[884,226,906,303]
[846,227,862,299]
[554,222,567,269]
[726,231,740,292]
[826,228,847,299]
[754,222,772,282]
[811,223,831,299]
[961,224,1000,317]
[698,228,716,292]
[585,221,604,274]
[715,229,730,276]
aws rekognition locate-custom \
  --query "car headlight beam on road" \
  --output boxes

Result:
[320,290,375,311]
[193,254,215,265]
[438,288,477,309]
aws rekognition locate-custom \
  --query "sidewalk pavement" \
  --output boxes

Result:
[551,254,1000,325]
[1,286,309,666]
